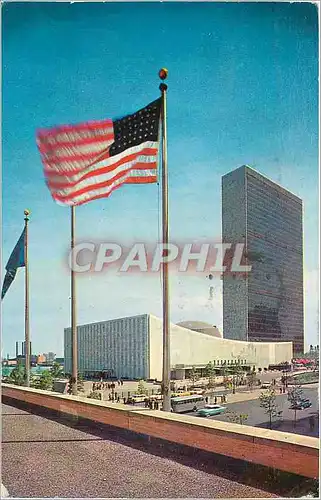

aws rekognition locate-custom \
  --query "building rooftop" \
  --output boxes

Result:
[176,321,223,338]
[222,165,302,204]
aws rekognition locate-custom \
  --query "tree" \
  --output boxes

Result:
[87,391,101,400]
[8,364,26,386]
[246,371,257,392]
[288,384,304,428]
[227,410,248,425]
[67,373,85,394]
[50,362,64,379]
[259,389,282,429]
[77,373,85,392]
[38,370,53,390]
[137,379,148,395]
[189,366,200,385]
[223,376,232,390]
[32,370,53,391]
[229,365,244,394]
[205,361,216,388]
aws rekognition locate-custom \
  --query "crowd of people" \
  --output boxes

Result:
[92,379,123,392]
[144,398,160,410]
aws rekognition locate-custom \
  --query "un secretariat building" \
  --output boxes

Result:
[64,314,292,380]
[222,166,304,354]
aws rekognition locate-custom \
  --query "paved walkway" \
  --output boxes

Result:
[2,402,277,498]
[212,383,319,405]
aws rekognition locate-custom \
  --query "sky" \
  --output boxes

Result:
[2,1,319,357]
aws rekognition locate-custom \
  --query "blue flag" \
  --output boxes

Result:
[1,228,26,300]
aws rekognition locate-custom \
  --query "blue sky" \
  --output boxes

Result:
[2,2,319,357]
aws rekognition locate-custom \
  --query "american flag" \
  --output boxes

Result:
[36,98,162,206]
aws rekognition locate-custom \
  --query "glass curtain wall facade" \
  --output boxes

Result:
[64,314,150,379]
[222,166,304,354]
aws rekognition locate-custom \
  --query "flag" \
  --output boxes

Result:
[1,228,26,300]
[36,98,162,206]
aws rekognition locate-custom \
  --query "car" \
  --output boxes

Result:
[290,399,312,410]
[261,383,271,389]
[300,399,312,408]
[128,394,146,404]
[196,404,226,417]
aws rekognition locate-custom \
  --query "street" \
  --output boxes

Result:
[187,387,319,437]
[2,402,278,498]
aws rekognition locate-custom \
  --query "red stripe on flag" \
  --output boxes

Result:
[42,149,111,169]
[37,119,113,136]
[45,148,158,184]
[60,176,158,206]
[38,133,114,154]
[51,161,158,202]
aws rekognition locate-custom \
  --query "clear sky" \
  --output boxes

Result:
[2,1,319,357]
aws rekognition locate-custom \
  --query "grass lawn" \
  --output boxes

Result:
[288,371,319,385]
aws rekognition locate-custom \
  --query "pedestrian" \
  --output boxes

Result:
[205,397,208,403]
[121,380,123,386]
[117,396,120,403]
[123,397,126,404]
[155,401,159,410]
[283,387,286,394]
[280,387,282,394]
[309,416,315,432]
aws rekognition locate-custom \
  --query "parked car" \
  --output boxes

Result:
[300,399,312,408]
[290,399,312,410]
[128,394,146,404]
[196,404,226,417]
[261,383,271,389]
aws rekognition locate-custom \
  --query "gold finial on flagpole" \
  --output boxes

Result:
[24,209,30,219]
[159,68,168,80]
[159,68,168,94]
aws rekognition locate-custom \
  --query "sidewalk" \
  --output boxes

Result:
[223,389,263,404]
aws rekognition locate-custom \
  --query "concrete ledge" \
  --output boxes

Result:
[2,384,319,479]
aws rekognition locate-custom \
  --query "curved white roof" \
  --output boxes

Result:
[176,321,223,338]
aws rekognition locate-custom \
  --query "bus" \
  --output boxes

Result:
[171,395,205,414]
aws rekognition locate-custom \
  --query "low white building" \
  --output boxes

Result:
[64,314,293,380]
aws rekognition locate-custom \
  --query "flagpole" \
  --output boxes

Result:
[71,205,78,395]
[24,209,30,387]
[159,68,171,412]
